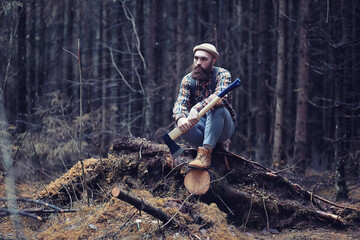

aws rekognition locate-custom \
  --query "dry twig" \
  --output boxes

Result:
[0,198,77,221]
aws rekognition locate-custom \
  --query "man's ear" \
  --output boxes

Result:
[212,58,217,65]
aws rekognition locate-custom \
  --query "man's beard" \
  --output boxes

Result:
[191,63,213,81]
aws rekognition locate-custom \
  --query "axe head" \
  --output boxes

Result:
[162,133,184,159]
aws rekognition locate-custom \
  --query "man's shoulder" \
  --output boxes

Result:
[214,67,231,78]
[214,66,229,73]
[183,72,192,78]
[181,73,193,86]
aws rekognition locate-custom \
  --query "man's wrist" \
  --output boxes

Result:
[193,103,202,113]
[176,117,184,125]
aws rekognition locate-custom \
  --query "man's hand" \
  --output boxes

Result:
[188,108,200,126]
[177,108,200,133]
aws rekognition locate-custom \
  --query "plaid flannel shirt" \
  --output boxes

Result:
[173,67,236,123]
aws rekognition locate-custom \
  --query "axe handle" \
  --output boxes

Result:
[168,127,183,140]
[198,96,221,118]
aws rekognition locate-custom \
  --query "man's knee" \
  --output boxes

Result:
[208,106,226,118]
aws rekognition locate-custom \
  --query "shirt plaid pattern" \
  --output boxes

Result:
[173,67,236,123]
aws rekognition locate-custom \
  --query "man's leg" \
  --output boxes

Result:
[188,107,235,169]
[203,106,235,149]
[180,116,206,148]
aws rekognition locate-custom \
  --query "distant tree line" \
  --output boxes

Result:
[0,0,359,200]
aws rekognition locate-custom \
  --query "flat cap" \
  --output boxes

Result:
[193,43,219,58]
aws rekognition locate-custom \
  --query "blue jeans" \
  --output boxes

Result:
[180,106,235,149]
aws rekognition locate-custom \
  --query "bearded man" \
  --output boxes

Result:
[172,43,236,169]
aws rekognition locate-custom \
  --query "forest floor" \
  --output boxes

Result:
[1,157,360,240]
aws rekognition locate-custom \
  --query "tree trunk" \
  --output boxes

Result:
[246,0,255,153]
[175,0,185,95]
[28,1,36,123]
[92,1,107,156]
[65,0,75,102]
[334,0,349,201]
[101,1,108,152]
[38,0,45,101]
[17,3,27,133]
[293,0,310,174]
[255,0,269,164]
[284,1,297,166]
[56,2,65,94]
[272,0,286,169]
[133,0,146,137]
[141,0,158,138]
[350,0,360,178]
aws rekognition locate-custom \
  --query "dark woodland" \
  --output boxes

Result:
[1,0,360,239]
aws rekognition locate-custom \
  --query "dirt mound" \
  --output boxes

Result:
[2,136,360,239]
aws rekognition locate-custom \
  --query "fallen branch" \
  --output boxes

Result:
[0,208,42,220]
[111,187,176,227]
[18,208,77,214]
[315,210,348,226]
[0,198,77,221]
[0,198,64,212]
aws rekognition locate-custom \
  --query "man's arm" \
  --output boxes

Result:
[173,74,201,133]
[172,74,192,123]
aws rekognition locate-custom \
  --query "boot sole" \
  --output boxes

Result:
[188,165,210,170]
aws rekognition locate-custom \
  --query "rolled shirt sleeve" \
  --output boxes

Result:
[172,75,192,122]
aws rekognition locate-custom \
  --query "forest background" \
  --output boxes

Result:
[0,0,359,201]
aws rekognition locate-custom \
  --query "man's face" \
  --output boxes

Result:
[193,50,214,69]
[191,50,216,81]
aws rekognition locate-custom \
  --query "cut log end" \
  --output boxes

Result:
[184,169,210,195]
[111,187,121,198]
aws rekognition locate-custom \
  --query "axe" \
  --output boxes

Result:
[162,78,242,158]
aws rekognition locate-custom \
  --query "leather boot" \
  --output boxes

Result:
[188,147,212,169]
